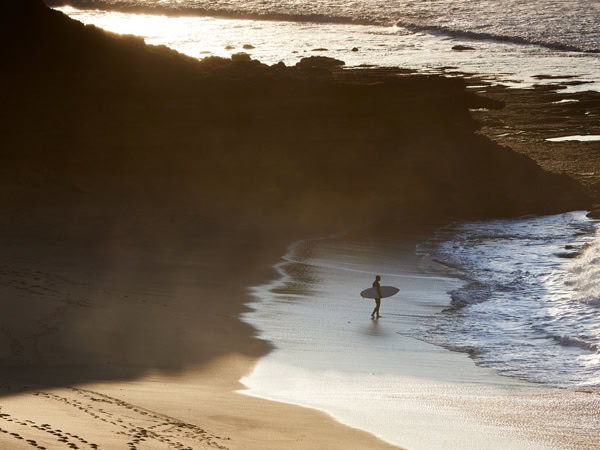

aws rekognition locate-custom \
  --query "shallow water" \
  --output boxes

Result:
[240,215,600,449]
[419,211,600,388]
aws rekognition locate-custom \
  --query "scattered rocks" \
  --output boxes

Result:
[295,56,345,70]
[452,45,476,51]
[533,74,578,80]
[242,44,255,50]
[231,52,251,62]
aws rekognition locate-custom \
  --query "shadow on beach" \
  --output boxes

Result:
[0,203,286,388]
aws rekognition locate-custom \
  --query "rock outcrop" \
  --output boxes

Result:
[0,0,592,225]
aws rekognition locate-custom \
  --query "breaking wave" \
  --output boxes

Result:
[419,212,600,388]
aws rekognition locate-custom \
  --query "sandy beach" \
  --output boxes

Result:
[1,1,599,449]
[2,214,598,449]
[0,361,399,449]
[0,204,397,449]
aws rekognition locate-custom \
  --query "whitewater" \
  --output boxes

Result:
[419,211,600,388]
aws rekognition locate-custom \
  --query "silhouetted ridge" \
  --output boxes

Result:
[1,0,202,88]
[1,0,47,22]
[2,0,78,59]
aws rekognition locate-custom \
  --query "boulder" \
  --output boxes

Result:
[231,52,252,62]
[452,45,476,51]
[295,56,345,70]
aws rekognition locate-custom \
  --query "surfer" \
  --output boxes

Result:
[371,275,382,319]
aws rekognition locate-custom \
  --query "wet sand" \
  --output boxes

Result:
[240,227,600,449]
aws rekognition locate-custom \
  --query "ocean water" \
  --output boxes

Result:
[55,0,600,91]
[240,213,600,449]
[418,211,600,388]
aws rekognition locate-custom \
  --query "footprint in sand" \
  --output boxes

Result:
[6,387,232,450]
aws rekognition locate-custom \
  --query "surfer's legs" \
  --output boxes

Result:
[372,298,381,318]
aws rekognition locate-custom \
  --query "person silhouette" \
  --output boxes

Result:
[371,275,382,319]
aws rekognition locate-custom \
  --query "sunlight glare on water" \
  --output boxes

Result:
[57,6,600,91]
[60,6,175,37]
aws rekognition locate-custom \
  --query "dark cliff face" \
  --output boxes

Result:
[1,0,592,224]
[1,0,71,59]
[1,0,201,88]
[1,0,47,22]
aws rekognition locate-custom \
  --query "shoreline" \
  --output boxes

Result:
[239,224,600,450]
[2,215,598,449]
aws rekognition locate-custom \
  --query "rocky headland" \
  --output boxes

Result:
[2,0,593,230]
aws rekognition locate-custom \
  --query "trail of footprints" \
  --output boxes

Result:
[0,267,66,299]
[0,266,91,309]
[0,266,92,364]
[0,387,230,449]
[0,417,94,450]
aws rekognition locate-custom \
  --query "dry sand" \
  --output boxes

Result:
[0,357,398,449]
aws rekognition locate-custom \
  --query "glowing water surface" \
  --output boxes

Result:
[58,6,600,92]
[546,135,600,142]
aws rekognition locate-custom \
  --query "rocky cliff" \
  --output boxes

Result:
[1,0,591,225]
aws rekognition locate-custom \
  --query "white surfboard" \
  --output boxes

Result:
[360,286,399,299]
